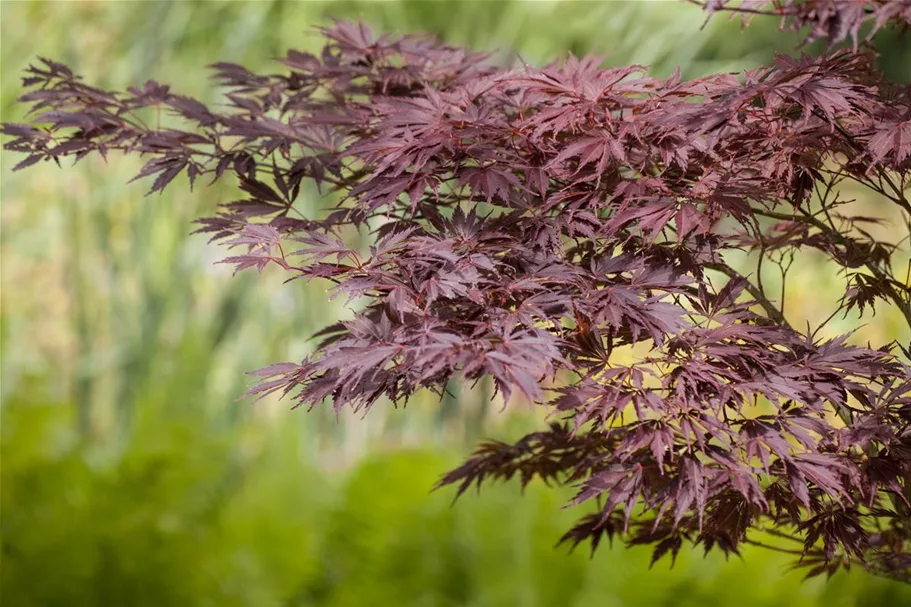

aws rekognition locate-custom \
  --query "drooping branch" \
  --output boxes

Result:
[4,11,911,584]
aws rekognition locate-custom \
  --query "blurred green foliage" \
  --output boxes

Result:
[4,403,911,607]
[2,1,910,605]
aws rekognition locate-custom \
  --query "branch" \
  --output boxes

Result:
[752,208,911,329]
[704,262,794,330]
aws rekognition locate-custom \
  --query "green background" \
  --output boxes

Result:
[2,2,910,606]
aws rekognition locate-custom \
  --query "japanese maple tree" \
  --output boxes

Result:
[4,0,911,584]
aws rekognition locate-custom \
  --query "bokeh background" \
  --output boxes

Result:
[2,1,910,606]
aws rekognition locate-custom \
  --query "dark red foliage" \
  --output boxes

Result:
[4,2,911,584]
[695,0,911,49]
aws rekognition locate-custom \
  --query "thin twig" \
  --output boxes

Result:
[704,262,793,330]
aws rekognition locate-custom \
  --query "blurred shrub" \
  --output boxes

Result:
[3,402,911,607]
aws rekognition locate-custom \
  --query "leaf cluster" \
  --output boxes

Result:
[4,3,911,583]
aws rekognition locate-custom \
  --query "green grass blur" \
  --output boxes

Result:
[2,2,910,606]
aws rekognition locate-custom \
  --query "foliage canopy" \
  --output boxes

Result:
[4,0,911,584]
